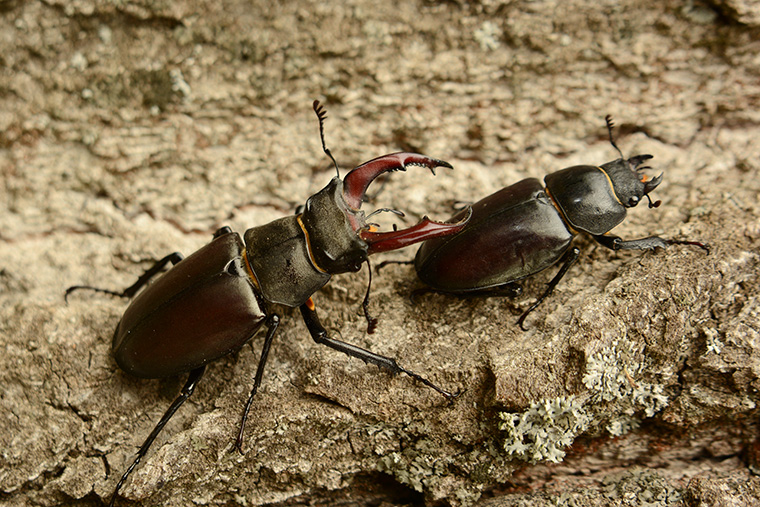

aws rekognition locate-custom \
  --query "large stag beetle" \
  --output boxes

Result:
[66,101,470,505]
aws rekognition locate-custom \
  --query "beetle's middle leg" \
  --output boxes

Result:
[517,246,581,330]
[235,313,280,453]
[299,298,459,400]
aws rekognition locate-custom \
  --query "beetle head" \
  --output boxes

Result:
[601,154,662,209]
[302,102,470,275]
[301,177,369,274]
[600,116,662,209]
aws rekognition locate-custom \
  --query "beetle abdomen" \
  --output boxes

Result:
[113,233,266,378]
[415,178,573,291]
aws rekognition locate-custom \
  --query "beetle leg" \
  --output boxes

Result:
[374,259,414,272]
[342,152,453,209]
[517,247,581,331]
[593,234,709,253]
[109,366,206,507]
[66,228,237,303]
[65,252,184,302]
[361,259,379,334]
[299,298,460,401]
[235,313,280,454]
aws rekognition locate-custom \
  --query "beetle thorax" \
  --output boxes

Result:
[544,165,628,236]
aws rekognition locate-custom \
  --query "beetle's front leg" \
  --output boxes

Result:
[593,234,709,253]
[299,298,459,401]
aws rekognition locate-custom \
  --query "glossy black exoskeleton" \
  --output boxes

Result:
[413,117,708,329]
[66,101,470,506]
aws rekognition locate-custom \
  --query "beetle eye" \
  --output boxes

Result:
[628,196,640,206]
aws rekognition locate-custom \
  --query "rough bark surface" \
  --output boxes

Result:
[2,1,759,506]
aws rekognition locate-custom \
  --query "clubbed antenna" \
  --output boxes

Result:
[646,194,662,208]
[605,115,625,159]
[313,100,340,178]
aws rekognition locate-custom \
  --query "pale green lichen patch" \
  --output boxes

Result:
[375,437,490,505]
[498,396,591,463]
[606,415,640,437]
[498,337,672,463]
[583,338,669,419]
[376,438,447,492]
[603,468,683,505]
[582,338,645,403]
[704,327,723,355]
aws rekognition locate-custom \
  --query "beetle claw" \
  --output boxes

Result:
[516,311,530,331]
[363,207,472,254]
[342,152,454,209]
[448,388,466,403]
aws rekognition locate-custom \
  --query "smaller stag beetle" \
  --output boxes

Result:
[66,101,470,506]
[412,117,708,329]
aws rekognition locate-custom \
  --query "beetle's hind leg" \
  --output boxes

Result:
[108,366,206,507]
[299,298,460,401]
[65,252,184,302]
[65,228,236,302]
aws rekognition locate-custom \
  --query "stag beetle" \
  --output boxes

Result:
[412,117,708,329]
[66,101,470,506]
